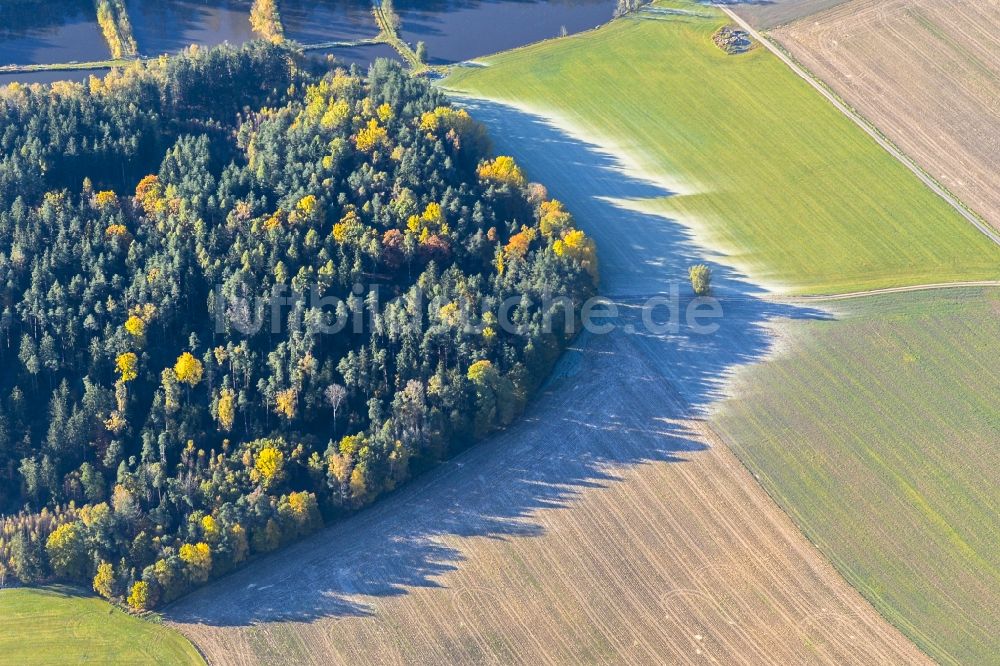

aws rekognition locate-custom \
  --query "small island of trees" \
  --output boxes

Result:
[0,44,597,609]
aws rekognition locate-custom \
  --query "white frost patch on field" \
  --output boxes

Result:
[452,92,698,197]
[166,85,928,666]
[445,91,791,297]
[445,90,806,412]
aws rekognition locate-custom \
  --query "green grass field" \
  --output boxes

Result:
[712,287,1000,665]
[444,1,1000,295]
[0,586,204,665]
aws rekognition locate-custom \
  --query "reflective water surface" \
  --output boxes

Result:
[1,0,621,84]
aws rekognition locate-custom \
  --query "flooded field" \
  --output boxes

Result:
[395,0,619,64]
[125,0,255,56]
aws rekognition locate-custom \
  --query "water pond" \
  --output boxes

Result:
[125,0,256,56]
[0,0,109,83]
[281,0,379,45]
[395,0,619,64]
[0,0,622,85]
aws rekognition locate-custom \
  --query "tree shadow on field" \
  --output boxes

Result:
[165,97,830,628]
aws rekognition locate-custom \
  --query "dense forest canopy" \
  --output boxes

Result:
[0,44,597,608]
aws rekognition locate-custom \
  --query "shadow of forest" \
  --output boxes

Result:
[166,96,829,627]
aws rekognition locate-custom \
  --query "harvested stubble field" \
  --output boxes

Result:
[0,585,204,665]
[773,0,1000,229]
[712,287,1000,665]
[165,2,999,662]
[444,0,1000,296]
[726,0,850,29]
[167,98,928,664]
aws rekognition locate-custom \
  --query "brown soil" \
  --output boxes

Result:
[166,98,929,665]
[773,0,1000,230]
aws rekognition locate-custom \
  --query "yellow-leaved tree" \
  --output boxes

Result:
[281,491,322,537]
[249,0,283,43]
[477,156,526,187]
[201,514,220,544]
[230,524,249,564]
[355,119,388,152]
[689,264,712,295]
[93,561,116,599]
[275,388,297,420]
[216,388,236,432]
[94,190,118,210]
[123,315,145,340]
[178,542,212,583]
[291,194,323,225]
[349,462,368,503]
[127,581,151,611]
[45,521,88,580]
[174,352,203,387]
[467,359,498,385]
[254,443,285,488]
[116,352,139,383]
[553,229,599,286]
[538,199,572,237]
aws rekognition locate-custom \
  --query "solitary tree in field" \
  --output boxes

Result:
[689,264,711,295]
[415,41,427,64]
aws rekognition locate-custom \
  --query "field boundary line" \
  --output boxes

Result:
[716,5,1000,248]
[762,280,1000,302]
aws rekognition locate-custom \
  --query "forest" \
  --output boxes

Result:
[0,44,597,609]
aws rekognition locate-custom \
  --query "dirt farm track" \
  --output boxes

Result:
[166,100,928,664]
[772,0,1000,229]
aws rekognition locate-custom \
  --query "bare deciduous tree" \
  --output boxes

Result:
[325,384,347,432]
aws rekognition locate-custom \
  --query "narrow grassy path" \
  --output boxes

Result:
[0,59,134,75]
[372,0,423,70]
[765,280,1000,302]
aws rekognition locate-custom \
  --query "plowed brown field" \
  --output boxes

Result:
[727,0,850,29]
[169,325,928,665]
[166,99,928,665]
[773,0,1000,229]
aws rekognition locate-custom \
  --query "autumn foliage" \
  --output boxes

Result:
[478,155,527,187]
[0,54,597,609]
